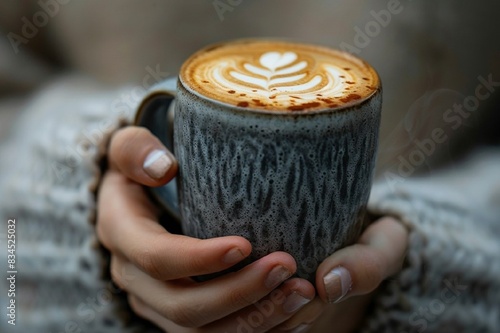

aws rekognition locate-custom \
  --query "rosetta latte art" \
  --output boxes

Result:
[181,40,379,112]
[215,51,348,98]
[226,51,324,93]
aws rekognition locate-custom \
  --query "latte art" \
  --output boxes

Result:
[227,51,317,92]
[181,40,379,112]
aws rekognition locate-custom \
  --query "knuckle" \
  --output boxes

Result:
[134,243,165,280]
[95,216,112,250]
[226,286,258,308]
[162,303,201,328]
[110,258,128,291]
[95,188,119,251]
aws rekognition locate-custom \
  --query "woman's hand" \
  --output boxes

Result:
[96,126,320,332]
[304,216,408,333]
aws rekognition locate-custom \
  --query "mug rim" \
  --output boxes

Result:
[179,76,382,117]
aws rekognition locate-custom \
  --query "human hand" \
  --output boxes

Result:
[96,126,322,332]
[303,216,408,333]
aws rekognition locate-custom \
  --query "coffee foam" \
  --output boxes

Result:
[180,40,380,112]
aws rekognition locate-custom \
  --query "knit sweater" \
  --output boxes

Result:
[0,77,160,333]
[363,154,500,332]
[0,76,499,333]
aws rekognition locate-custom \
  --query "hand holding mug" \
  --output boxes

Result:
[96,127,320,332]
[96,127,407,332]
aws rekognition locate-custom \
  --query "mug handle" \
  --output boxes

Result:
[134,77,181,221]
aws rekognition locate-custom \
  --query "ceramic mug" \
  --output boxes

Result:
[135,40,382,282]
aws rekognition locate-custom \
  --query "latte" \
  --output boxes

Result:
[180,39,380,112]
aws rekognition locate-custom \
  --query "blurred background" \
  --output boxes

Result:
[1,0,499,177]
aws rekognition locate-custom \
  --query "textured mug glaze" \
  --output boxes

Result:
[136,79,381,282]
[177,82,381,281]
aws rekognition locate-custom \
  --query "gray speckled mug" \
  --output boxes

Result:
[135,39,381,282]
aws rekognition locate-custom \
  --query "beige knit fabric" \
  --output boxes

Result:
[364,151,500,332]
[0,76,161,332]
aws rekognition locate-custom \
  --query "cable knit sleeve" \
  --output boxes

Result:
[360,148,500,332]
[0,76,161,333]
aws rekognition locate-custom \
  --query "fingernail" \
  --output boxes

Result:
[283,292,312,314]
[223,248,245,265]
[143,150,172,179]
[265,266,292,289]
[288,324,311,333]
[323,266,352,303]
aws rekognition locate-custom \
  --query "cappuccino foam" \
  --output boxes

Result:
[180,40,380,112]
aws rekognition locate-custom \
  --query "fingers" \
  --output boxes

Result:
[128,295,179,333]
[128,278,316,332]
[316,216,408,303]
[112,252,304,328]
[130,297,320,333]
[201,278,315,333]
[97,171,252,280]
[109,126,177,186]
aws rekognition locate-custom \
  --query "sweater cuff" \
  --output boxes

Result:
[360,161,500,332]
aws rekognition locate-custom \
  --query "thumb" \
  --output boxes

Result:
[109,126,178,186]
[316,216,408,303]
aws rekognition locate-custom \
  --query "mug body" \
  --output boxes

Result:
[174,79,381,281]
